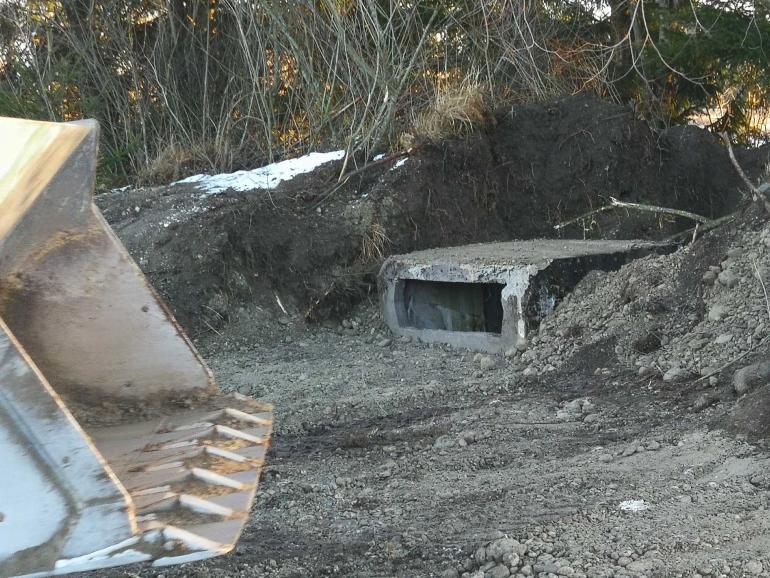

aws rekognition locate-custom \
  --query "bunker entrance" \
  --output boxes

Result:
[396,279,504,334]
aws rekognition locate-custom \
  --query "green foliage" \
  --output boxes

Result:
[627,1,770,141]
[97,142,139,190]
[0,88,46,119]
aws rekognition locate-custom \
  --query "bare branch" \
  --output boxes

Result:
[554,197,711,231]
[720,132,770,212]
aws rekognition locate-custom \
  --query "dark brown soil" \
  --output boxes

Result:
[97,94,769,340]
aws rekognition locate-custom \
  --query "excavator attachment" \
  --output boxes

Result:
[0,117,272,577]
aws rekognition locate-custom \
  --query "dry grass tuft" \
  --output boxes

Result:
[359,223,391,264]
[412,81,489,141]
[139,144,215,186]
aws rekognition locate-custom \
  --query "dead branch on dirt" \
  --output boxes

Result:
[720,132,770,212]
[554,197,711,231]
[202,318,223,336]
[693,334,770,385]
[753,259,770,323]
[665,214,735,243]
[304,276,369,323]
[203,304,226,321]
[311,150,413,210]
[552,205,614,231]
[610,198,711,223]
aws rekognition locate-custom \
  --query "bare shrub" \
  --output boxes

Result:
[0,1,611,185]
[139,143,218,187]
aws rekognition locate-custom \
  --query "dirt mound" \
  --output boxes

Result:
[512,205,769,379]
[98,94,769,338]
[487,96,763,237]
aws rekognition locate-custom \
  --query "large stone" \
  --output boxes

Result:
[663,366,688,382]
[626,559,662,574]
[488,564,510,578]
[485,537,520,561]
[718,269,739,288]
[533,561,560,574]
[708,304,728,321]
[733,361,770,395]
[715,333,733,345]
[479,355,498,371]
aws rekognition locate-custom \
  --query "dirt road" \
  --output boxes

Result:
[99,299,770,578]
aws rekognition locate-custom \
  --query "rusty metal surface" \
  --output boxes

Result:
[0,213,216,402]
[0,118,214,400]
[0,116,272,577]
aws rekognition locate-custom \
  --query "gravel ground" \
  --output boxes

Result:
[104,292,770,578]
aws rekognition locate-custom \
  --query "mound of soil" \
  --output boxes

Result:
[98,94,769,338]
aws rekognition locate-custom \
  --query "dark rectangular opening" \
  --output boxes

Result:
[396,279,504,333]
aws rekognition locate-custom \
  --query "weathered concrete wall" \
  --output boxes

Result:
[379,239,671,353]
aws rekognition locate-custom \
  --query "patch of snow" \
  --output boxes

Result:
[390,157,408,171]
[372,153,386,161]
[175,150,345,195]
[618,499,650,512]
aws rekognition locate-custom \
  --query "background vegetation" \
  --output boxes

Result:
[1,0,768,186]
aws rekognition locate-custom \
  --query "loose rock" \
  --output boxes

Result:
[488,564,510,578]
[708,304,728,322]
[717,269,739,288]
[480,355,498,371]
[733,360,770,395]
[663,366,688,382]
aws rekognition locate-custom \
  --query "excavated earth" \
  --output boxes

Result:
[92,95,770,578]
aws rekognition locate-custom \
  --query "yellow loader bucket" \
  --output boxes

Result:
[0,118,272,577]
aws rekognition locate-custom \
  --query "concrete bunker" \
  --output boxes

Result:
[380,239,671,353]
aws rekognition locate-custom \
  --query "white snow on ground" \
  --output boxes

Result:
[175,150,345,194]
[618,499,650,512]
[391,157,408,171]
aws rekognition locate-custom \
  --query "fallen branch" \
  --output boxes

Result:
[310,149,414,210]
[553,204,615,231]
[664,213,735,243]
[753,259,770,324]
[554,197,711,231]
[693,334,770,385]
[202,318,223,336]
[610,197,711,223]
[719,132,770,212]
